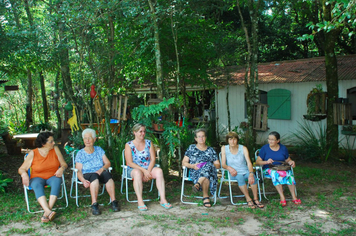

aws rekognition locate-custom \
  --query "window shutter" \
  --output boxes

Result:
[267,89,291,120]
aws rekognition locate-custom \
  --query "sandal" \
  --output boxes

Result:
[253,199,264,208]
[160,203,173,209]
[48,211,56,221]
[280,200,287,207]
[192,182,202,193]
[41,215,49,223]
[202,197,211,208]
[247,201,256,209]
[292,199,302,205]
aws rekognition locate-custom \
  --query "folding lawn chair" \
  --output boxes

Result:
[23,154,68,213]
[69,150,112,207]
[218,153,261,205]
[180,165,217,205]
[120,149,160,202]
[254,149,297,200]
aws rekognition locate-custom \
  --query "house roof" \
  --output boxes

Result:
[211,54,356,87]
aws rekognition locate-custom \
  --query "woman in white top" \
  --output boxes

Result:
[221,131,264,208]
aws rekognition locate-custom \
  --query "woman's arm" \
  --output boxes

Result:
[18,151,34,187]
[285,157,296,168]
[182,156,199,170]
[54,146,68,177]
[96,154,111,175]
[220,146,237,176]
[147,144,156,172]
[75,162,90,188]
[124,143,152,180]
[255,156,274,166]
[243,146,255,184]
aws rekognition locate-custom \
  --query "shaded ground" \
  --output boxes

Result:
[0,145,356,236]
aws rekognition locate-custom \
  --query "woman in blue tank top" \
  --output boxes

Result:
[221,131,264,208]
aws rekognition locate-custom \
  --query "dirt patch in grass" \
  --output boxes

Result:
[1,151,356,235]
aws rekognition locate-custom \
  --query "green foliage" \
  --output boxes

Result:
[340,135,356,163]
[0,171,13,193]
[288,120,333,162]
[29,122,54,133]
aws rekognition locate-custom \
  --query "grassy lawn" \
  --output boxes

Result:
[1,153,356,235]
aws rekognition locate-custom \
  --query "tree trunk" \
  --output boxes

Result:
[57,1,75,102]
[226,73,231,132]
[237,0,261,153]
[54,70,62,138]
[25,69,33,129]
[322,0,340,158]
[39,71,49,123]
[148,0,165,99]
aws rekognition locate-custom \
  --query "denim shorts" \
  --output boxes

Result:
[229,172,257,186]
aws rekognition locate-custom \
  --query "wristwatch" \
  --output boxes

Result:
[102,167,108,171]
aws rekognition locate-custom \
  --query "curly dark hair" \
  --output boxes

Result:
[35,132,54,148]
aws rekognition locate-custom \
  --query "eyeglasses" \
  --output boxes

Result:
[196,136,206,138]
[267,139,277,141]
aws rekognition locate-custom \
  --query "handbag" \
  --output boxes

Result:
[269,161,291,171]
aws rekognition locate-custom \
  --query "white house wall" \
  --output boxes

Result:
[216,81,354,148]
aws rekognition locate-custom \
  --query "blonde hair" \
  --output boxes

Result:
[132,123,146,133]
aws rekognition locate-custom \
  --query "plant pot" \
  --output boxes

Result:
[152,123,164,132]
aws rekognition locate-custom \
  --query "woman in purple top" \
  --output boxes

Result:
[124,123,172,211]
[255,131,301,207]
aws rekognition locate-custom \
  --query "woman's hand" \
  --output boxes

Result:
[227,167,237,177]
[96,168,104,176]
[248,173,255,185]
[54,168,64,177]
[266,158,274,164]
[192,163,200,170]
[21,173,29,187]
[288,160,296,168]
[143,169,152,182]
[82,180,90,188]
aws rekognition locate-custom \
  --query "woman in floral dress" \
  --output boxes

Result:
[124,123,172,211]
[182,128,220,207]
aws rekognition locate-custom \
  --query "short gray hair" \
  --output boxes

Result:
[82,128,96,139]
[194,128,207,137]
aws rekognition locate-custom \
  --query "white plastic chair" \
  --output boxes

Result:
[218,153,261,205]
[69,150,112,207]
[23,155,68,213]
[180,165,217,205]
[254,149,297,200]
[120,149,159,202]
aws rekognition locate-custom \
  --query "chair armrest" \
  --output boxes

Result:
[71,167,79,173]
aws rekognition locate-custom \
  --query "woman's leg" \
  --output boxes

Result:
[105,179,116,201]
[235,174,252,202]
[200,177,211,207]
[30,178,51,216]
[46,176,62,209]
[131,169,145,207]
[275,184,285,201]
[287,184,298,200]
[151,167,170,205]
[89,179,100,204]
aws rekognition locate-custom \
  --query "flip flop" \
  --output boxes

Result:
[280,200,287,207]
[292,199,302,205]
[41,215,49,223]
[253,200,264,208]
[48,211,56,221]
[192,182,202,193]
[138,205,148,211]
[160,203,173,209]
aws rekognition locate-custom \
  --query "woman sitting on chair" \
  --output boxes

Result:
[18,132,67,223]
[182,128,220,208]
[75,128,120,215]
[255,131,301,207]
[124,123,172,211]
[221,131,264,208]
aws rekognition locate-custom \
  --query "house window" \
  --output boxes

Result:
[244,90,267,118]
[347,87,356,120]
[267,89,291,120]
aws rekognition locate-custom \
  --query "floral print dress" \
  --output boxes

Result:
[184,144,218,195]
[127,139,151,171]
